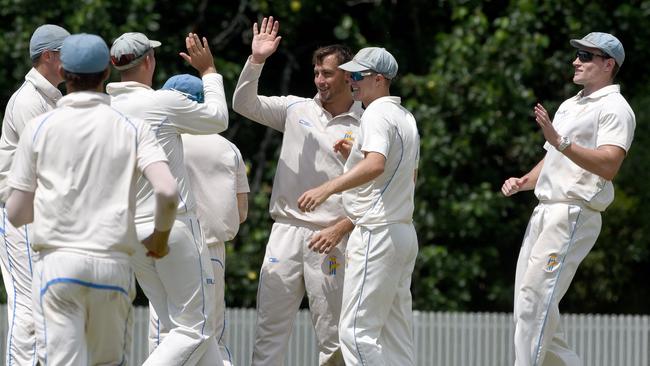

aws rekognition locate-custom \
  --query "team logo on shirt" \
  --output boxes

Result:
[343,130,354,141]
[544,253,560,272]
[329,256,338,276]
[299,119,313,127]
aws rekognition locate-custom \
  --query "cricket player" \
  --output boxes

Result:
[0,23,69,365]
[5,33,177,365]
[232,16,362,366]
[145,73,250,366]
[298,47,421,366]
[501,32,635,366]
[106,32,228,365]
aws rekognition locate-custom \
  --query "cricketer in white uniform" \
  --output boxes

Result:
[5,33,178,366]
[299,47,420,366]
[232,17,361,366]
[0,24,69,366]
[501,32,635,366]
[145,74,250,366]
[106,32,229,365]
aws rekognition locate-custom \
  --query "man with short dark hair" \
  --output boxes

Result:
[6,32,177,365]
[298,46,420,366]
[107,31,229,365]
[501,32,635,366]
[0,23,69,366]
[232,16,362,366]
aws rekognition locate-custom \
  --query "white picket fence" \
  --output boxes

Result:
[0,306,648,365]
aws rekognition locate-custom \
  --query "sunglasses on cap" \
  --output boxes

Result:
[350,71,375,81]
[576,49,611,63]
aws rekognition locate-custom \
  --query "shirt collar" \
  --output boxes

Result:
[576,84,620,100]
[57,91,111,108]
[313,94,364,121]
[25,68,63,102]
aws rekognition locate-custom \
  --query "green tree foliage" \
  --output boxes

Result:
[0,0,649,313]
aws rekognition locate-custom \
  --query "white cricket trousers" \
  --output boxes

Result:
[132,214,221,366]
[339,222,418,366]
[34,249,135,366]
[252,220,347,366]
[148,241,233,366]
[0,204,37,366]
[514,202,601,366]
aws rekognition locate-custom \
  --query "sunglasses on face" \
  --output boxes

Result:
[350,71,375,81]
[576,49,611,63]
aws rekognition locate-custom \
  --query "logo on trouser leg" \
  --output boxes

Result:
[329,256,338,276]
[544,253,560,272]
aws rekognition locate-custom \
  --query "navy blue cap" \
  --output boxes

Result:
[162,74,204,103]
[60,34,110,74]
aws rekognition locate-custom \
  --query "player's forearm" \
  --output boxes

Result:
[143,162,179,231]
[334,217,355,235]
[237,193,248,224]
[323,152,385,196]
[560,144,625,181]
[519,159,544,191]
[5,189,34,227]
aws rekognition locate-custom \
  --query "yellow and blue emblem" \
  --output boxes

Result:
[329,256,338,276]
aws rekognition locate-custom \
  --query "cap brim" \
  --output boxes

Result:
[570,39,599,50]
[338,60,368,72]
[150,40,162,48]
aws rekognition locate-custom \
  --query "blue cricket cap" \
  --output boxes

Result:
[339,47,398,79]
[29,24,70,60]
[162,74,204,103]
[60,34,110,74]
[570,32,625,67]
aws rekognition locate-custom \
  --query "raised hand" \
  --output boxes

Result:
[180,32,217,76]
[534,103,561,148]
[251,16,282,64]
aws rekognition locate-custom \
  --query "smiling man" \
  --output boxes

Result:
[232,16,362,366]
[501,32,635,366]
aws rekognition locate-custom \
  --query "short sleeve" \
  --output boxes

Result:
[8,120,38,192]
[596,102,635,152]
[135,119,168,172]
[233,145,250,194]
[359,108,393,158]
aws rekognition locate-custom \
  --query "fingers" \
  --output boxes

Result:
[260,17,268,34]
[253,22,259,35]
[179,52,191,63]
[270,17,279,37]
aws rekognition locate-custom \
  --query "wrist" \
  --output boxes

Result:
[199,66,217,77]
[250,54,266,64]
[557,136,571,152]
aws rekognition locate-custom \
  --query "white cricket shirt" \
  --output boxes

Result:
[8,92,167,255]
[343,96,420,227]
[0,68,63,202]
[535,85,635,211]
[232,59,362,228]
[182,134,249,245]
[106,73,228,223]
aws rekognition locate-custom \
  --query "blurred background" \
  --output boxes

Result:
[0,0,648,314]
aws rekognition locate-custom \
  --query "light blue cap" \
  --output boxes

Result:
[162,74,204,103]
[29,24,70,60]
[60,34,110,74]
[339,47,398,79]
[570,32,625,67]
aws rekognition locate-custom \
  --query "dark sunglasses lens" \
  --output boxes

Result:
[577,50,593,62]
[350,72,363,81]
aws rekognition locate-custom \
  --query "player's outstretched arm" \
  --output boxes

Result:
[180,33,217,77]
[309,218,354,254]
[142,161,179,258]
[6,189,34,227]
[298,152,386,212]
[250,16,282,64]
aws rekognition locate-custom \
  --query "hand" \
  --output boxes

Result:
[179,33,217,76]
[309,225,345,254]
[501,176,529,197]
[534,103,561,148]
[333,139,352,160]
[141,228,171,259]
[251,16,282,64]
[298,184,332,212]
